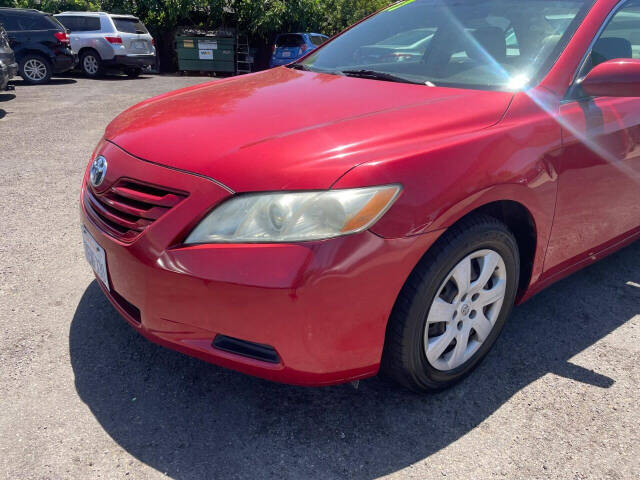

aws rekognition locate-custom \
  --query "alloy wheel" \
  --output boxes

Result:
[424,249,507,372]
[23,59,47,82]
[83,55,99,75]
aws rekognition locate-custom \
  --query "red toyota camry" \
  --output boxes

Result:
[81,0,640,391]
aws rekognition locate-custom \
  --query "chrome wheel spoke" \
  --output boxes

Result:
[451,256,471,296]
[448,328,470,368]
[471,313,493,342]
[426,328,455,364]
[471,250,500,291]
[478,281,506,307]
[427,298,456,324]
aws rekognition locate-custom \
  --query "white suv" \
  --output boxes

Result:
[54,12,155,78]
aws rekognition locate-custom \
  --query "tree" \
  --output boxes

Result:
[0,0,395,70]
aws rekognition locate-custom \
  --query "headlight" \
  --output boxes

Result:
[184,185,401,244]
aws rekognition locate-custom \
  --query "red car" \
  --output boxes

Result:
[81,0,640,391]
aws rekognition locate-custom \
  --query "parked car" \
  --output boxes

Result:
[0,24,17,91]
[55,12,155,78]
[269,32,328,67]
[0,8,75,84]
[81,0,640,392]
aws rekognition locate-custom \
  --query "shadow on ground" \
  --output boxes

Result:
[57,71,152,81]
[10,78,77,87]
[0,92,15,118]
[70,241,639,479]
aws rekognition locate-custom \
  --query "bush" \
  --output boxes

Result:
[0,0,394,70]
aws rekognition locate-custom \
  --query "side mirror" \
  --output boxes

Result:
[580,58,640,98]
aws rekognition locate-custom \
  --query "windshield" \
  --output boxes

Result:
[300,0,595,91]
[112,17,148,35]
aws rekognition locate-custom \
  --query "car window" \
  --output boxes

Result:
[57,16,101,32]
[112,17,148,34]
[505,26,520,56]
[0,13,20,31]
[19,13,57,31]
[276,34,304,47]
[591,0,640,67]
[310,35,326,46]
[55,16,77,30]
[301,0,595,92]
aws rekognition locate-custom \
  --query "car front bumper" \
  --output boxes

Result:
[80,141,440,386]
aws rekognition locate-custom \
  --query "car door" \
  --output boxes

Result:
[545,0,640,274]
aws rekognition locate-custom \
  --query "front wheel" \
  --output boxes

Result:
[19,55,52,85]
[381,215,520,392]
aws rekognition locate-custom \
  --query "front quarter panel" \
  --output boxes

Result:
[334,91,563,290]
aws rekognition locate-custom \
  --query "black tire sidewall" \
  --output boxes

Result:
[19,55,52,85]
[403,224,519,390]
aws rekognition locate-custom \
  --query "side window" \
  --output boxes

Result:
[310,35,326,47]
[58,16,101,32]
[505,26,520,57]
[85,17,101,31]
[588,1,640,71]
[19,13,54,31]
[56,16,77,31]
[0,13,22,31]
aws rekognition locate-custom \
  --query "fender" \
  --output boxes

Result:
[14,43,55,63]
[425,182,555,291]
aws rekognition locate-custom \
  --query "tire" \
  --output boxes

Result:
[80,50,104,78]
[19,54,52,85]
[125,67,142,78]
[381,215,520,392]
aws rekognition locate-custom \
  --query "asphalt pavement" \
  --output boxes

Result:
[0,73,638,480]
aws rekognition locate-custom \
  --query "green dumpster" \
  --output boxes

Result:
[176,34,236,74]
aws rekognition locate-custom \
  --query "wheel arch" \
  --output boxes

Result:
[16,48,52,64]
[449,200,537,297]
[78,47,102,60]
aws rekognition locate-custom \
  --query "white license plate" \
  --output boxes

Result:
[82,226,109,291]
[133,40,146,49]
[282,51,292,58]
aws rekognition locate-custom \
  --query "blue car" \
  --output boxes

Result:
[269,32,328,68]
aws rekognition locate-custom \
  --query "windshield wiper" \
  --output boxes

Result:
[340,69,425,85]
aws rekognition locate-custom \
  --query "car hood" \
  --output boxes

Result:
[105,67,514,192]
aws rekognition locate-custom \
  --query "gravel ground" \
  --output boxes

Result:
[0,73,638,480]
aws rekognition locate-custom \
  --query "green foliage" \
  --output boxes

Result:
[0,0,392,38]
[0,0,394,69]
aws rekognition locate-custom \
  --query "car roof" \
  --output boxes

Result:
[0,8,45,14]
[277,32,328,38]
[55,11,139,20]
[55,11,109,17]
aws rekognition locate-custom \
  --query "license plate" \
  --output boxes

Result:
[133,40,146,49]
[282,51,292,58]
[82,226,109,290]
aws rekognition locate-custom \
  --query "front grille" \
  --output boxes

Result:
[84,179,187,242]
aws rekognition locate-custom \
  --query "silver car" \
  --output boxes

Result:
[54,12,155,78]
